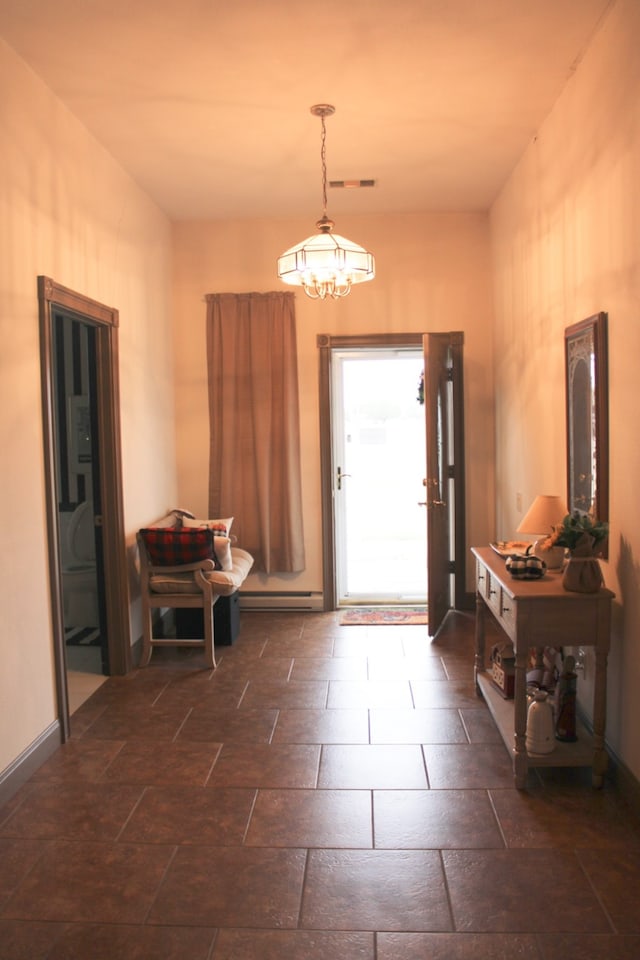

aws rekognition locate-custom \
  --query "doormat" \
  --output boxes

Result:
[339,607,428,626]
[65,626,101,646]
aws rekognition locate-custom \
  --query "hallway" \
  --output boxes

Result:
[1,610,639,958]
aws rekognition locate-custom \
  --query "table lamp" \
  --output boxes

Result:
[516,494,567,569]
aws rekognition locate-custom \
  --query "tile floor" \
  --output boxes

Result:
[1,609,640,959]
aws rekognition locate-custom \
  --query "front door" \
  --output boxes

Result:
[317,331,465,622]
[331,348,427,605]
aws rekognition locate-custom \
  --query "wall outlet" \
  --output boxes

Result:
[516,492,523,512]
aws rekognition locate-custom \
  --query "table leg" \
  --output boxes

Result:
[591,645,609,788]
[513,642,528,789]
[474,593,486,693]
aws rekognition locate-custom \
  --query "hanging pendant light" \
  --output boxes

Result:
[277,104,375,300]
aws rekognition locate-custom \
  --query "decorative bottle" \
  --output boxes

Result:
[555,655,578,742]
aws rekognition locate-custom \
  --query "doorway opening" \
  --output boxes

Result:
[39,277,130,739]
[331,348,427,605]
[318,331,465,634]
[53,314,107,688]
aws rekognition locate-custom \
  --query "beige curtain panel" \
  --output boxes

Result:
[205,291,306,574]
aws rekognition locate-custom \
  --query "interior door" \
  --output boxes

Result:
[423,332,465,636]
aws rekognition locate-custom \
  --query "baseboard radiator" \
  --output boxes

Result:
[239,591,324,611]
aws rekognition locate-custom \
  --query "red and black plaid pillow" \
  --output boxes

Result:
[140,527,221,569]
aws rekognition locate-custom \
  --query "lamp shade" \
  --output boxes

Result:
[277,226,375,300]
[516,495,567,535]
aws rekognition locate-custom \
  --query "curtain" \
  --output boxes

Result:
[205,291,306,574]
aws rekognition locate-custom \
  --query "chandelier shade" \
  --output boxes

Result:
[277,105,375,300]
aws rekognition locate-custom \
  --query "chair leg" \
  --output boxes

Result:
[139,601,153,667]
[204,602,216,669]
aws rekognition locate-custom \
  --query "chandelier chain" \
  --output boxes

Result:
[320,113,328,217]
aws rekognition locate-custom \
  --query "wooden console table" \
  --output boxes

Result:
[472,546,614,789]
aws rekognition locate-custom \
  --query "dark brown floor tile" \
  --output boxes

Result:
[212,928,374,959]
[491,783,640,849]
[378,931,540,959]
[0,838,48,904]
[154,679,248,711]
[318,744,427,788]
[300,612,342,636]
[207,743,320,788]
[424,744,515,789]
[240,613,305,641]
[460,707,503,743]
[179,707,278,743]
[0,919,68,960]
[367,656,447,681]
[537,932,640,959]
[290,656,368,681]
[68,700,109,738]
[246,789,372,847]
[0,782,143,841]
[444,849,612,932]
[262,636,334,658]
[120,785,255,844]
[370,707,467,744]
[79,702,191,741]
[301,849,453,931]
[3,840,173,923]
[411,679,480,709]
[47,922,217,959]
[101,740,222,785]
[240,679,328,709]
[327,680,413,709]
[578,848,640,933]
[148,846,306,927]
[211,657,294,682]
[374,790,504,849]
[30,739,125,782]
[272,708,370,744]
[441,658,477,681]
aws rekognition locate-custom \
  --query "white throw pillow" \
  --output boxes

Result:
[182,516,234,536]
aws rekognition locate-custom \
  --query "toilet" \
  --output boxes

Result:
[62,499,99,627]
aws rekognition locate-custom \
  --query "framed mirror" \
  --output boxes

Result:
[565,312,608,539]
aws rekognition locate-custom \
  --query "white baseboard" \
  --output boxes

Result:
[240,592,324,611]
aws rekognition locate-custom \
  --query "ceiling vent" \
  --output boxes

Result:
[329,179,376,189]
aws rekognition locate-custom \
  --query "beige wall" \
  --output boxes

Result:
[172,212,496,596]
[0,40,176,774]
[490,0,640,779]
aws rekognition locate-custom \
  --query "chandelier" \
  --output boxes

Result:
[277,104,375,300]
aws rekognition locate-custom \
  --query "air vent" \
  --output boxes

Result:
[329,179,376,189]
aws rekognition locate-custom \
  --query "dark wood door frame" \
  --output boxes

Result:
[317,332,466,614]
[39,277,131,740]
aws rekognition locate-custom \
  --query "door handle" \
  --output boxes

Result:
[337,466,351,491]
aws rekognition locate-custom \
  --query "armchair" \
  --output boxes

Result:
[136,513,254,668]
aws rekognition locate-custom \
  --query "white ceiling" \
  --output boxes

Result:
[1,0,613,221]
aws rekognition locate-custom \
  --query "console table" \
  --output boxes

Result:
[472,546,614,789]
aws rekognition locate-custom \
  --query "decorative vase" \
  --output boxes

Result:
[526,691,555,755]
[562,532,603,593]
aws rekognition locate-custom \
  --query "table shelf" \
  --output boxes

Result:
[472,546,614,789]
[477,672,596,770]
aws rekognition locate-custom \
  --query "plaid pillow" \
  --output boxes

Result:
[140,527,221,569]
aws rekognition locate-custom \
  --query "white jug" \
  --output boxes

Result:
[526,691,555,755]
